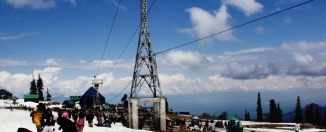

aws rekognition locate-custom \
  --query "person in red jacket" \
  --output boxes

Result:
[76,113,85,132]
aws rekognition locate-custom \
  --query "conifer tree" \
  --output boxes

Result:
[276,102,283,122]
[314,104,322,126]
[165,98,169,114]
[46,88,51,101]
[294,96,303,123]
[269,99,277,122]
[256,92,263,121]
[36,74,44,101]
[245,110,251,121]
[245,110,248,120]
[305,103,314,124]
[29,79,37,94]
[323,105,326,126]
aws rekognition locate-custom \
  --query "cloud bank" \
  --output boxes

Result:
[1,41,326,98]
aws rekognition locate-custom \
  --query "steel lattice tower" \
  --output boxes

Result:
[130,0,162,98]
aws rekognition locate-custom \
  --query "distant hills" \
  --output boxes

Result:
[283,103,325,123]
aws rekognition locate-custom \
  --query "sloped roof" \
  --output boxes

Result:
[70,96,81,101]
[0,89,12,96]
[62,100,75,105]
[80,87,105,105]
[23,94,39,99]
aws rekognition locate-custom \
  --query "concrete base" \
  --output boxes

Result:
[128,97,166,131]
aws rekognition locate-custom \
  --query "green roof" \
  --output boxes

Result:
[70,96,81,101]
[23,94,39,99]
[62,100,75,105]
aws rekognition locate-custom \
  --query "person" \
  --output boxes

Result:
[95,110,103,126]
[76,113,85,132]
[57,116,77,132]
[85,109,94,127]
[103,117,112,127]
[10,105,13,111]
[209,120,215,132]
[31,103,46,132]
[44,108,54,126]
[42,123,55,132]
[72,110,78,123]
[62,111,69,119]
[17,128,32,132]
[295,123,300,132]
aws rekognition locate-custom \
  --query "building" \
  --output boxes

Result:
[61,96,81,109]
[23,94,39,103]
[0,89,12,99]
[80,87,106,109]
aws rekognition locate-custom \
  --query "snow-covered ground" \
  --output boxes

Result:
[0,99,152,132]
[0,99,325,132]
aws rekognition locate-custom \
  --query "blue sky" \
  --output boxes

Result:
[1,0,326,114]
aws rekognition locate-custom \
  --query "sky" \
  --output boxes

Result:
[1,0,326,115]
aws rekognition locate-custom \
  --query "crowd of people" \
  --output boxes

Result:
[17,103,130,132]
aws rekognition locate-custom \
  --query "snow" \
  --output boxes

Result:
[0,99,325,132]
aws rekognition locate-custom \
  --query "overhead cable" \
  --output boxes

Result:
[95,0,122,76]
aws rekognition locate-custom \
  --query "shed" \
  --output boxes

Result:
[0,89,12,99]
[62,100,75,108]
[23,94,39,103]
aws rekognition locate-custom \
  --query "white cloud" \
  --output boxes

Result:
[223,47,274,55]
[106,0,127,11]
[222,0,263,16]
[287,54,326,76]
[0,59,28,66]
[162,50,210,70]
[0,32,40,40]
[279,16,292,26]
[63,0,76,5]
[78,60,87,63]
[45,59,58,65]
[178,5,236,44]
[279,41,326,76]
[254,26,265,33]
[280,41,326,54]
[208,75,326,91]
[4,0,56,9]
[221,62,278,79]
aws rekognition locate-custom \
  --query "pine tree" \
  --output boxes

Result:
[165,97,169,114]
[245,110,248,121]
[305,103,314,124]
[46,88,52,101]
[36,74,44,101]
[256,92,263,121]
[29,79,37,94]
[245,110,251,121]
[269,99,277,122]
[276,102,283,122]
[314,104,322,126]
[294,96,303,123]
[323,105,326,126]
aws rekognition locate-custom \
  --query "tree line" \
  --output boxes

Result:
[255,92,326,127]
